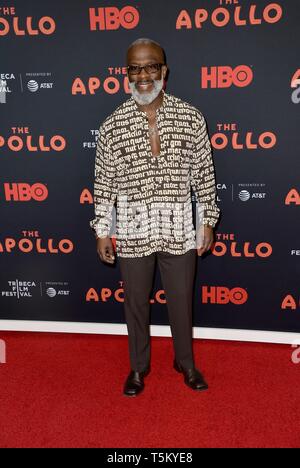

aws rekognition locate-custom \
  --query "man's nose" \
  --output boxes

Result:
[139,68,151,80]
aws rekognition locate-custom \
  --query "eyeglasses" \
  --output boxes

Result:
[127,63,164,75]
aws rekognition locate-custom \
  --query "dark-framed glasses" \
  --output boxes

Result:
[127,63,164,75]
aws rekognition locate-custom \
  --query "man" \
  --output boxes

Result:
[90,38,220,397]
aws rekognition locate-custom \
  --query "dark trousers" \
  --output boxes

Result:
[118,248,197,372]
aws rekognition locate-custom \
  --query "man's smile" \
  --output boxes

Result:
[135,80,153,91]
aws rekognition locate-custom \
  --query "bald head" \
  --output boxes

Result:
[126,37,166,65]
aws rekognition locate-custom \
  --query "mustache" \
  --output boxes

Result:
[135,80,153,84]
[129,76,163,89]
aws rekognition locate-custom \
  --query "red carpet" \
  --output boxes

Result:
[0,331,299,448]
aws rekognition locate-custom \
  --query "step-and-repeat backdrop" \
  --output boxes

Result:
[1,0,299,335]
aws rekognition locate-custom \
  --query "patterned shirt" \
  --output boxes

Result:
[90,91,220,257]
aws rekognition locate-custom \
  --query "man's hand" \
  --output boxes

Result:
[96,236,115,264]
[197,225,214,256]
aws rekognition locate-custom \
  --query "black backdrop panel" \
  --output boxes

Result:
[0,0,299,333]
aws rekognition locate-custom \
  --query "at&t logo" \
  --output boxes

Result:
[27,80,39,92]
[47,288,57,297]
[239,190,251,201]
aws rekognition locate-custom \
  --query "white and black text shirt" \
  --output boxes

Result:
[90,91,220,257]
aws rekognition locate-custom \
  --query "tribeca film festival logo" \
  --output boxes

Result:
[89,6,139,31]
[176,1,283,29]
[0,73,15,104]
[291,69,300,104]
[72,67,130,96]
[2,280,37,298]
[0,6,56,36]
[0,231,74,254]
[82,129,99,150]
[211,123,276,150]
[0,127,66,152]
[1,280,70,299]
[290,248,299,258]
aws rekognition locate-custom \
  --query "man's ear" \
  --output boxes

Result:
[162,65,168,79]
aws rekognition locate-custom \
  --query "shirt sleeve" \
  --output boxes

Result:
[89,123,118,238]
[190,111,220,228]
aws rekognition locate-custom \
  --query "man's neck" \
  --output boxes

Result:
[136,90,164,115]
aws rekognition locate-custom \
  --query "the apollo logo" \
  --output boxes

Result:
[285,188,300,205]
[202,286,248,304]
[89,6,139,31]
[176,3,283,29]
[0,133,66,151]
[201,66,253,88]
[281,294,299,310]
[212,241,272,257]
[0,8,56,36]
[80,188,93,204]
[72,75,130,95]
[3,183,48,201]
[211,131,276,149]
[212,234,272,258]
[86,283,174,304]
[0,234,74,254]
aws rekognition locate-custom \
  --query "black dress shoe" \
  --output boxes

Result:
[174,360,208,391]
[123,367,150,397]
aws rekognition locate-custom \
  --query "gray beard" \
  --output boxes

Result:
[128,76,164,105]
